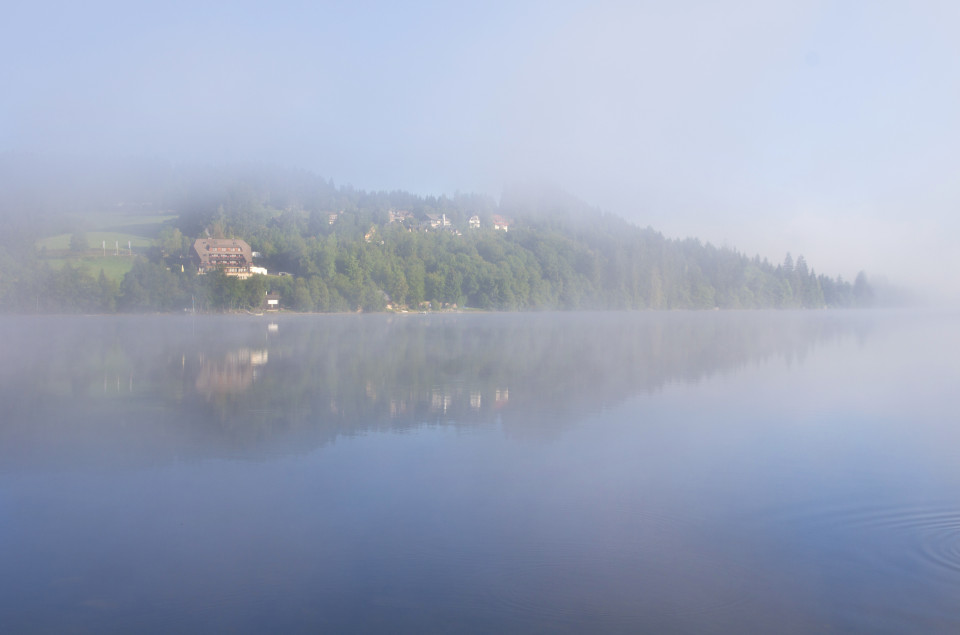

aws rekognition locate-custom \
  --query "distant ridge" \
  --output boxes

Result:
[0,158,874,313]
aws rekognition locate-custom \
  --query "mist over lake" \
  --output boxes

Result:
[2,310,958,633]
[5,3,958,631]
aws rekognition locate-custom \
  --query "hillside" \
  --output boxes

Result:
[0,160,873,313]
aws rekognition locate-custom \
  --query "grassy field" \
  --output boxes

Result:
[37,213,176,249]
[42,255,139,280]
[36,213,178,281]
[38,232,155,251]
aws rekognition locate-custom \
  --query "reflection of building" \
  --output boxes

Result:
[389,398,409,417]
[377,386,508,420]
[195,348,268,397]
[193,238,255,279]
[431,389,452,413]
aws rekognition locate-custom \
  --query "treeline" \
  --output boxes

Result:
[0,161,874,313]
[0,260,275,314]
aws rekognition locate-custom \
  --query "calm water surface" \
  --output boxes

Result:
[1,310,958,633]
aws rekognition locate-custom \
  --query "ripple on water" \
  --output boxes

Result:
[797,501,960,580]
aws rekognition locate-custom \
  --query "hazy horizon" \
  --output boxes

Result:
[3,1,958,302]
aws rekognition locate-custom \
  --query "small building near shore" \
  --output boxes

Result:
[264,292,281,311]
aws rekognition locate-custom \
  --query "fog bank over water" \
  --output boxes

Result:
[0,312,869,469]
[3,2,958,300]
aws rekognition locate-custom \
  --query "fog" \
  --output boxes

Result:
[4,310,960,631]
[2,1,958,300]
[0,311,864,468]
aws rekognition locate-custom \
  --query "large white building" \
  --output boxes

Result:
[193,238,256,279]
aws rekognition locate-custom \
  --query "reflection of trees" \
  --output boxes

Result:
[0,312,872,466]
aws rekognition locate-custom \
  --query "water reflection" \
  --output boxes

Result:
[0,312,872,467]
[195,348,269,398]
[4,310,957,633]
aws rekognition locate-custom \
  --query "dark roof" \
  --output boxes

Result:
[193,238,253,270]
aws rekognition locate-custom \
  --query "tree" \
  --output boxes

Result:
[308,276,330,311]
[119,259,183,311]
[782,253,794,276]
[291,278,313,311]
[853,272,873,307]
[157,227,185,257]
[202,269,243,311]
[243,274,269,310]
[359,283,387,312]
[97,270,118,312]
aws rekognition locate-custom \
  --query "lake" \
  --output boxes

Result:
[1,310,958,633]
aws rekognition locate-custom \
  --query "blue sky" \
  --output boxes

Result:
[2,1,958,299]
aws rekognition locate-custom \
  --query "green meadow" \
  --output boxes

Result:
[41,255,140,280]
[36,213,178,281]
[39,232,155,251]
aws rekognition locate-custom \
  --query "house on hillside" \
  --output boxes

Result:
[468,215,481,229]
[492,215,511,232]
[424,213,450,229]
[192,238,256,279]
[389,209,414,224]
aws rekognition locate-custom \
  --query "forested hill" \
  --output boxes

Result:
[0,159,874,313]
